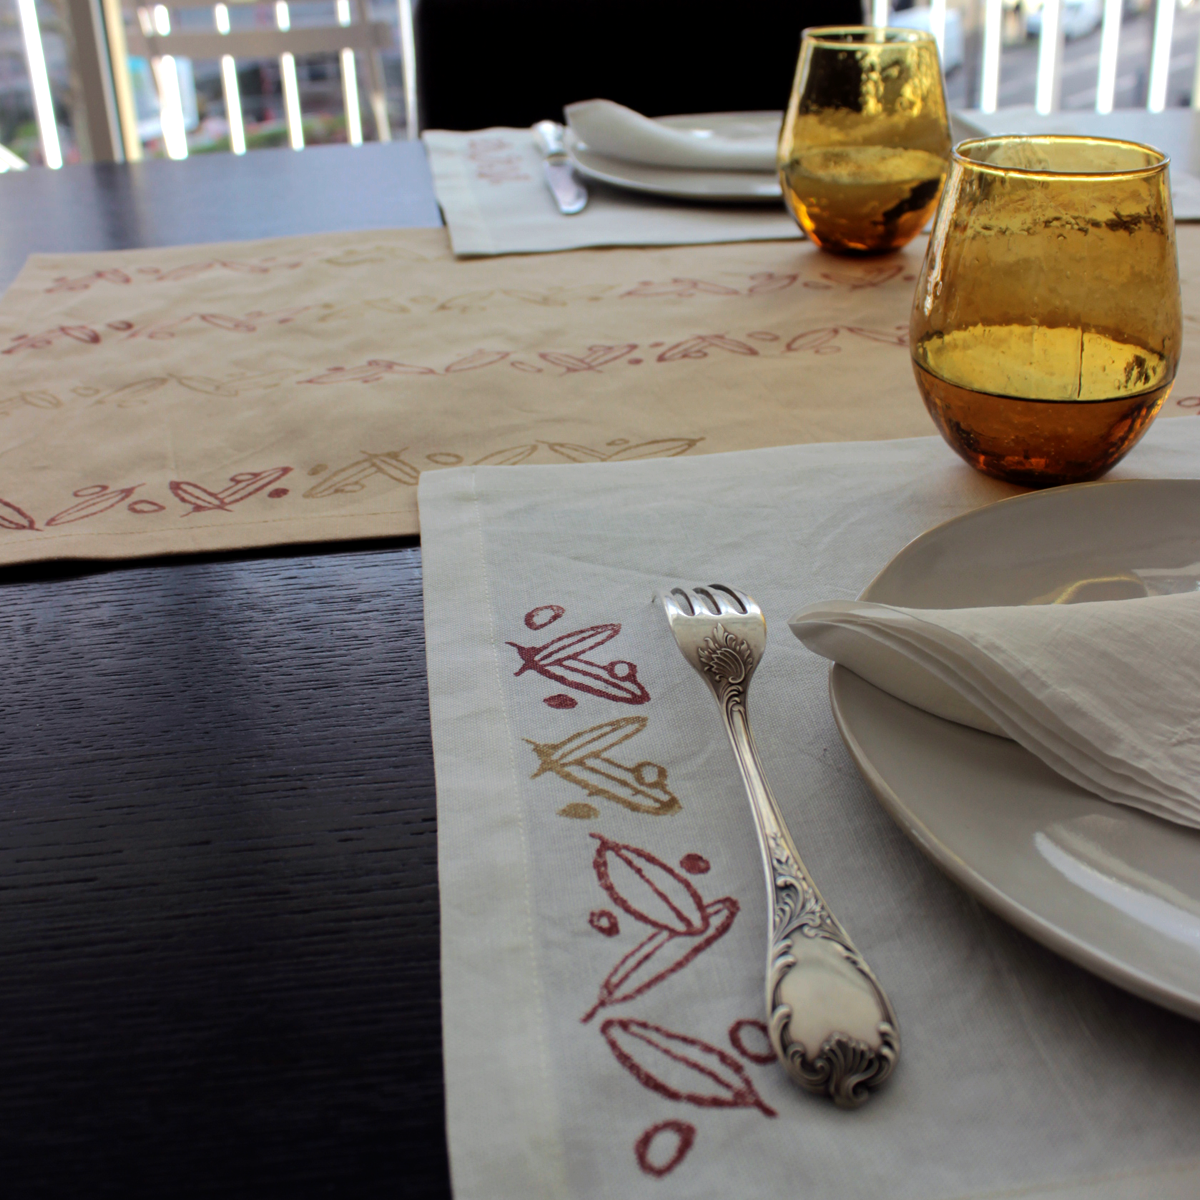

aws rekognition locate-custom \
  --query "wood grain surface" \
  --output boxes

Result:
[0,147,449,1197]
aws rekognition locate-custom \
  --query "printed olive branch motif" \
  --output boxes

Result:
[507,621,649,704]
[44,256,309,293]
[0,466,292,533]
[170,467,292,515]
[526,717,677,816]
[303,438,703,499]
[583,835,738,1022]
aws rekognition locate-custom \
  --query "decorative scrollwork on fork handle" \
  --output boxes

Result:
[698,624,899,1109]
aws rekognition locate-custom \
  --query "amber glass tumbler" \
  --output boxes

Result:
[777,26,951,254]
[911,136,1181,487]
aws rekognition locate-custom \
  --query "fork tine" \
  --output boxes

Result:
[668,587,695,616]
[708,584,749,615]
[691,586,723,615]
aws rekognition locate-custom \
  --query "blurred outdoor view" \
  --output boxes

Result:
[1,0,1198,165]
[0,0,407,163]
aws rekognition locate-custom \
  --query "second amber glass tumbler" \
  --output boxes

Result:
[778,27,951,254]
[911,136,1181,487]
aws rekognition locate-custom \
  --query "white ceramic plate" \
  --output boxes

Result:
[564,111,783,203]
[829,479,1200,1019]
[564,111,986,204]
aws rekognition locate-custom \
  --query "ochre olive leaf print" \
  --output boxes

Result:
[601,1019,776,1116]
[526,718,678,816]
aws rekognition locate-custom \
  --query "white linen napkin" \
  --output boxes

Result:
[790,593,1200,829]
[564,99,777,171]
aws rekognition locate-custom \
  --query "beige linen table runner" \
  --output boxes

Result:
[3,224,1200,569]
[419,419,1200,1200]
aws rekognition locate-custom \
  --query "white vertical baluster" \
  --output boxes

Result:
[1035,0,1063,113]
[275,1,304,148]
[930,0,947,63]
[148,5,188,158]
[1147,0,1176,112]
[15,0,61,167]
[1095,0,1123,113]
[336,0,363,145]
[980,0,1002,112]
[214,4,245,154]
[154,56,189,158]
[871,0,888,27]
[1192,24,1200,110]
[396,0,417,136]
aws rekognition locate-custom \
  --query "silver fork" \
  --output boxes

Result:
[661,584,899,1109]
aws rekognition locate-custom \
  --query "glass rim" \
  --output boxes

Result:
[952,134,1170,179]
[801,25,936,47]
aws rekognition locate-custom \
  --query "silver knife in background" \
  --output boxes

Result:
[532,120,588,215]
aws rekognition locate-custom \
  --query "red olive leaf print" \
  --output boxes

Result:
[45,483,144,527]
[635,1120,696,1178]
[537,344,637,373]
[170,466,292,515]
[545,438,702,464]
[0,497,37,531]
[3,325,102,354]
[592,834,707,934]
[656,334,758,362]
[527,717,680,815]
[785,326,908,356]
[46,268,133,292]
[506,622,649,704]
[601,1019,776,1116]
[444,349,510,372]
[300,359,438,384]
[746,271,799,294]
[621,278,741,298]
[582,897,739,1023]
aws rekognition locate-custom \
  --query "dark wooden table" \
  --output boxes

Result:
[0,143,451,1198]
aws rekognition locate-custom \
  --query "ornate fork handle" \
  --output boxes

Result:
[699,625,899,1109]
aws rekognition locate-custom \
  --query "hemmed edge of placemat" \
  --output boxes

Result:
[419,465,571,1200]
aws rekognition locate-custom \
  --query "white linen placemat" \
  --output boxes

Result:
[422,127,801,256]
[420,418,1200,1200]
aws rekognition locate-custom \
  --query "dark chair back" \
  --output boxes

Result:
[414,0,867,132]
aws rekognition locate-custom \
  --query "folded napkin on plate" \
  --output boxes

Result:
[564,99,776,170]
[789,592,1200,828]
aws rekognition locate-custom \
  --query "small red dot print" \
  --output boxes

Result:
[729,1019,776,1064]
[589,909,620,937]
[627,358,643,365]
[679,854,710,875]
[635,1121,696,1177]
[544,694,578,709]
[268,488,289,498]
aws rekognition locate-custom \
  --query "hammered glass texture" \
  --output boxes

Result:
[777,26,952,255]
[910,136,1182,487]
